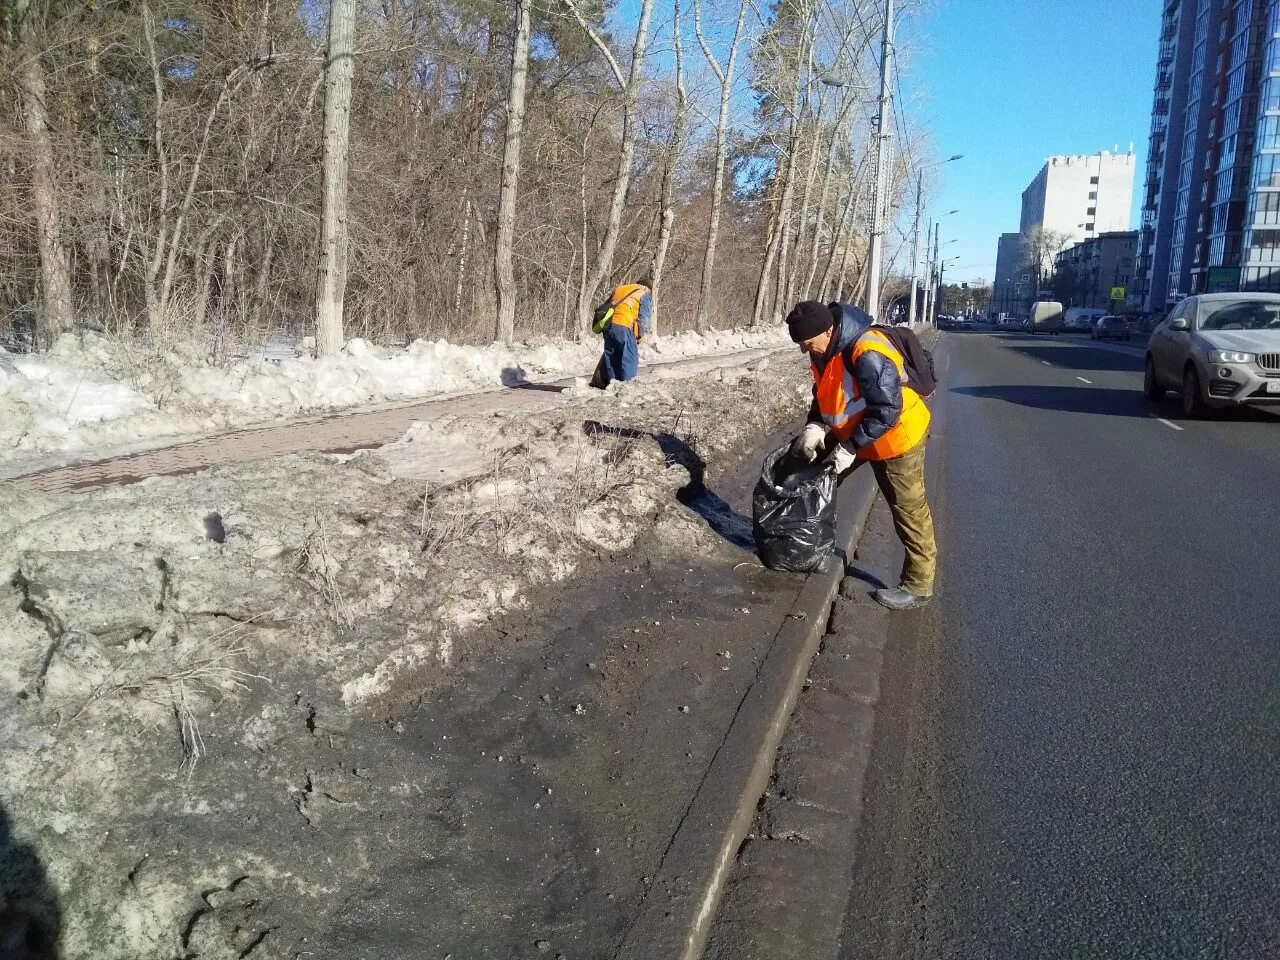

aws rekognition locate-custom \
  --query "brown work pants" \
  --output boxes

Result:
[845,441,936,595]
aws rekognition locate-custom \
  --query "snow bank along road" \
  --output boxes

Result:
[1,325,788,477]
[4,344,784,493]
[0,344,896,960]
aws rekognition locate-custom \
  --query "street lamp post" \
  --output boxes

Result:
[907,157,962,328]
[907,173,924,327]
[923,216,957,326]
[864,0,894,321]
[937,254,960,316]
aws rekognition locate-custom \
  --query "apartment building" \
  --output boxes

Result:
[1138,0,1276,309]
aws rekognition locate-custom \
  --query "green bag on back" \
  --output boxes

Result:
[591,301,615,335]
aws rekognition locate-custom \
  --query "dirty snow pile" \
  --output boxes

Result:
[0,353,809,960]
[0,324,788,465]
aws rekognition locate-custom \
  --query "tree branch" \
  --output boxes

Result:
[560,0,626,89]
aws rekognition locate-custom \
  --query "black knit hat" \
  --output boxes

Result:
[785,301,836,343]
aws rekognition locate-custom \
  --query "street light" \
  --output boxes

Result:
[908,160,963,326]
[923,210,961,327]
[938,255,962,317]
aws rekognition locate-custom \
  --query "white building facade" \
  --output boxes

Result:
[1019,152,1137,243]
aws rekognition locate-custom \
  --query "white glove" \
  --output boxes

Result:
[830,444,856,475]
[791,423,828,462]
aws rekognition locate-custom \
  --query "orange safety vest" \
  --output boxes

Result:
[608,284,649,339]
[811,329,930,461]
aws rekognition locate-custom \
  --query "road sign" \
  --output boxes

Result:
[1110,286,1126,300]
[1206,267,1240,293]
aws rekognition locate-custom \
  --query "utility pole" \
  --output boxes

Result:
[931,224,942,330]
[864,0,894,320]
[907,171,923,326]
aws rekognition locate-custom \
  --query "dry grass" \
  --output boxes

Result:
[414,430,650,565]
[297,517,354,628]
[106,295,212,408]
[70,617,267,771]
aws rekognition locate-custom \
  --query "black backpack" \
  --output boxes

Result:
[842,325,937,399]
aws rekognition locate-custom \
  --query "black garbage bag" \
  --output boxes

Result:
[752,444,837,573]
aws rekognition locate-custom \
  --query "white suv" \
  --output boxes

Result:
[1144,293,1280,417]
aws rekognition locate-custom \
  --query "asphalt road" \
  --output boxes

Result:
[840,330,1280,960]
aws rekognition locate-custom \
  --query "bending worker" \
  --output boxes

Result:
[785,300,936,611]
[598,277,652,387]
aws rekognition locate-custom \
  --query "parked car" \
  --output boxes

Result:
[1091,315,1131,341]
[1144,293,1280,417]
[1063,307,1106,333]
[1029,300,1064,334]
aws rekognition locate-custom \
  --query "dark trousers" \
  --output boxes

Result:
[597,323,639,386]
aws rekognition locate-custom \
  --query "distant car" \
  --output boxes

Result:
[1063,307,1106,333]
[1144,293,1280,417]
[1091,315,1131,341]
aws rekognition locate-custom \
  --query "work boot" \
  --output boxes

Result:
[873,586,931,611]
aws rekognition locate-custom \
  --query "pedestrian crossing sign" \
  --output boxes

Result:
[1110,286,1126,300]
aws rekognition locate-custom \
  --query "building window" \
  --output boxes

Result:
[1086,223,1096,232]
[1090,176,1099,184]
[1087,207,1097,215]
[1089,191,1098,200]
[1255,152,1280,189]
[1259,114,1280,151]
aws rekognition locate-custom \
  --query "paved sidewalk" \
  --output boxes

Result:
[6,347,782,494]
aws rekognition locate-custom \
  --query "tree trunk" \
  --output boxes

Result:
[314,0,355,356]
[802,98,855,299]
[819,149,870,301]
[567,0,657,337]
[649,0,688,338]
[782,107,824,309]
[493,0,531,343]
[455,192,472,315]
[693,0,747,331]
[751,122,802,326]
[19,49,74,345]
[751,7,814,327]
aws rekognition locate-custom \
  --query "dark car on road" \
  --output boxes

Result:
[1091,315,1131,341]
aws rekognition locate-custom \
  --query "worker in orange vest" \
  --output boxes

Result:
[594,278,652,387]
[785,300,936,610]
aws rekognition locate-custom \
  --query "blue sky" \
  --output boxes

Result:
[901,0,1163,283]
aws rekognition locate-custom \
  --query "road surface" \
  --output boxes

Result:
[840,330,1280,959]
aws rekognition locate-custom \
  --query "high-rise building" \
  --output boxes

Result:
[1019,152,1136,242]
[1241,1,1280,290]
[1138,0,1276,310]
[993,232,1025,314]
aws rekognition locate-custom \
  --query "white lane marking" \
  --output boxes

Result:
[1041,360,1051,366]
[1156,418,1184,432]
[1076,376,1092,384]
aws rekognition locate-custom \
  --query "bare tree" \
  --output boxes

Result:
[315,0,355,356]
[649,0,689,337]
[1020,225,1072,296]
[0,0,930,357]
[563,0,657,336]
[8,0,73,343]
[493,0,531,343]
[692,0,748,331]
[750,6,815,327]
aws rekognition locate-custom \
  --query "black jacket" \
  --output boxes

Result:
[806,303,903,450]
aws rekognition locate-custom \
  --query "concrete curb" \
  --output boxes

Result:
[613,468,879,960]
